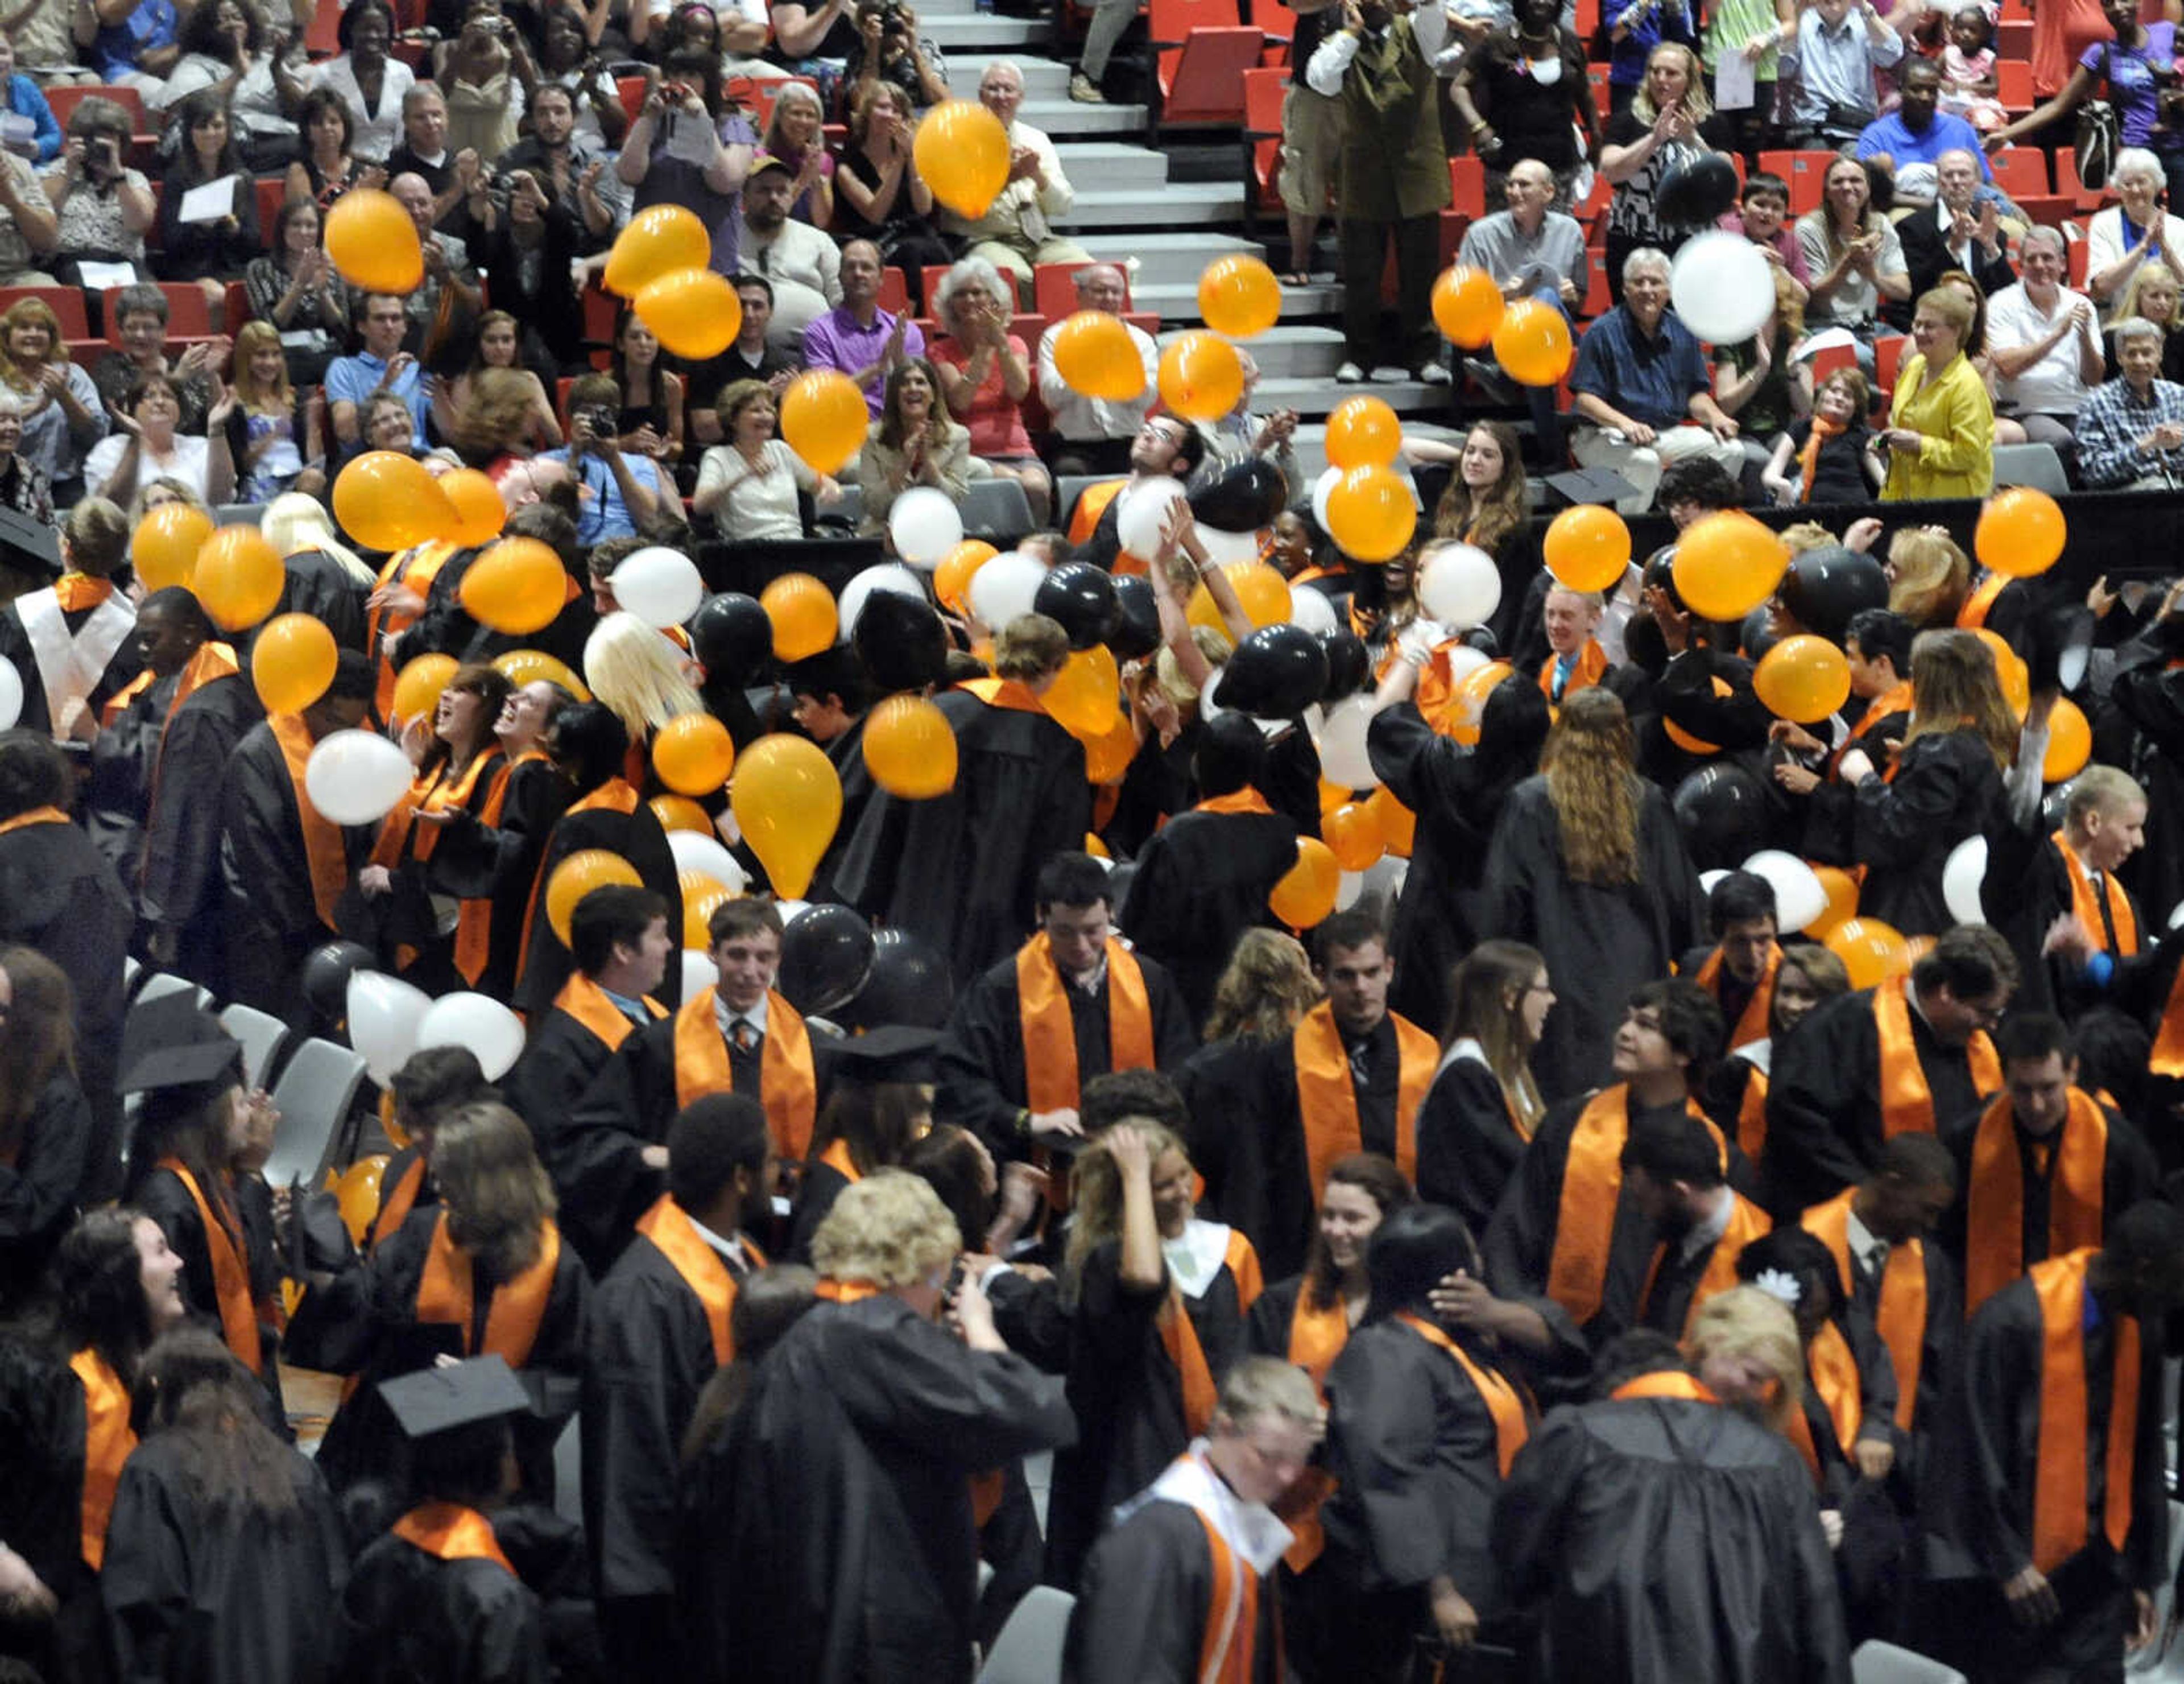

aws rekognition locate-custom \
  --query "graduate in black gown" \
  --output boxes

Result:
[389,500,596,679]
[359,1047,498,1257]
[2106,584,2184,922]
[1984,766,2148,1020]
[1413,939,1552,1237]
[783,647,872,907]
[0,948,94,1307]
[787,1031,938,1263]
[0,498,140,742]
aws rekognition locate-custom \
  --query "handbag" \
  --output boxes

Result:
[2075,44,2122,191]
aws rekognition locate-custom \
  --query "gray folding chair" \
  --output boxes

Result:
[553,1417,583,1528]
[263,1037,368,1188]
[132,971,212,1012]
[977,1585,1074,1684]
[1990,443,2070,496]
[218,1002,292,1092]
[962,477,1036,542]
[1851,1641,1968,1684]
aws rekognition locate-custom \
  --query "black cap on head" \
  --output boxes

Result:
[378,1354,533,1439]
[818,1023,940,1087]
[119,1034,246,1097]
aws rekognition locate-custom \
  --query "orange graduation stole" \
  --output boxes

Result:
[671,986,817,1160]
[1637,1191,1772,1338]
[1785,1319,1864,1488]
[2050,832,2139,958]
[1964,1088,2109,1315]
[1190,1508,1264,1684]
[959,676,1050,716]
[1829,680,1914,774]
[516,778,642,978]
[159,1159,261,1375]
[68,1347,135,1571]
[633,1192,763,1365]
[2154,955,2184,1078]
[1873,976,2001,1140]
[2029,1249,2140,1574]
[370,1154,428,1255]
[1537,637,1608,704]
[551,971,667,1053]
[413,1211,562,1369]
[371,746,504,870]
[1157,1227,1262,1439]
[1695,943,1780,1052]
[1395,1312,1531,1476]
[368,541,457,715]
[0,805,66,837]
[1734,1063,1769,1166]
[392,1501,518,1578]
[266,712,350,930]
[1801,1187,1927,1431]
[1663,674,1734,756]
[450,747,550,985]
[102,637,239,730]
[1016,934,1157,1115]
[1956,572,2007,630]
[818,1137,859,1182]
[1290,1002,1435,1208]
[1285,1285,1351,1392]
[1610,1371,1720,1405]
[1191,787,1275,818]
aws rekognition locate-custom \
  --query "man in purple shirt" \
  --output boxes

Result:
[800,238,925,416]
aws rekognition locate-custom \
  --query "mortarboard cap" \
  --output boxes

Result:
[817,1023,941,1087]
[378,1355,533,1441]
[118,1026,245,1098]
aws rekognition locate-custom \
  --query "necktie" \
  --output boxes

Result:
[2030,1139,2053,1179]
[732,1019,760,1055]
[2090,873,2120,954]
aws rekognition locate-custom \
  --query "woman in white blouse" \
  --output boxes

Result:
[692,377,840,542]
[151,0,307,172]
[2084,147,2184,317]
[308,0,413,163]
[84,369,236,508]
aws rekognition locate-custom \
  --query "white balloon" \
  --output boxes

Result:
[2170,899,2184,931]
[1669,230,1776,347]
[0,661,19,730]
[967,550,1046,629]
[1196,664,1227,723]
[1699,868,1728,896]
[1417,542,1502,631]
[1942,835,1987,927]
[306,730,416,826]
[1738,848,1826,935]
[774,898,810,926]
[1288,587,1337,636]
[1198,526,1260,565]
[1314,695,1380,790]
[610,546,704,629]
[681,948,718,998]
[1115,476,1187,562]
[346,970,432,1085]
[836,562,926,643]
[1310,465,1341,533]
[1438,643,1491,691]
[887,486,963,568]
[416,991,526,1080]
[1335,869,1366,911]
[668,828,748,893]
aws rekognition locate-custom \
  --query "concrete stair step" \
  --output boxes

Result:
[921,13,1044,47]
[1255,373,1454,420]
[1134,276,1345,323]
[1059,183,1244,227]
[1154,322,1345,379]
[1292,418,1463,482]
[1078,230,1264,287]
[1047,140,1168,192]
[944,55,1070,97]
[1015,97,1152,136]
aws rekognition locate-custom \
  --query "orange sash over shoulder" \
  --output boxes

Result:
[2050,832,2139,957]
[1395,1311,1531,1476]
[413,1210,562,1369]
[1190,1507,1262,1684]
[392,1501,518,1578]
[1785,1318,1863,1487]
[1734,1063,1769,1165]
[959,677,1050,716]
[1873,976,2000,1139]
[1192,787,1275,818]
[1017,934,1156,1116]
[370,1154,428,1256]
[68,1347,135,1571]
[1545,1087,1727,1328]
[634,1192,763,1365]
[819,1137,860,1182]
[450,747,549,985]
[1537,637,1608,703]
[1286,1285,1350,1392]
[1157,1228,1261,1438]
[1642,1191,1772,1338]
[371,746,504,870]
[1695,943,1780,1052]
[1610,1371,1720,1405]
[1802,1187,1927,1431]
[2029,1249,2140,1574]
[672,986,817,1159]
[1291,1002,1435,1207]
[267,712,350,930]
[0,806,67,836]
[1956,572,2007,630]
[159,1159,261,1374]
[102,637,238,730]
[2154,958,2184,1079]
[552,972,667,1053]
[369,541,457,716]
[1964,1089,2109,1315]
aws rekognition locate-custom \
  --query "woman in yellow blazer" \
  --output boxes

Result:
[1880,286,1995,501]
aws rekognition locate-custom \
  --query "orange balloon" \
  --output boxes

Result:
[1974,486,2066,579]
[1270,836,1339,929]
[391,653,457,723]
[251,613,338,712]
[1197,254,1282,339]
[1490,298,1574,386]
[334,451,458,554]
[650,793,713,834]
[461,537,568,635]
[1825,917,1909,990]
[133,502,212,592]
[1368,786,1417,858]
[2043,696,2092,782]
[1432,264,1505,349]
[324,188,421,293]
[438,468,508,544]
[934,540,997,613]
[652,712,737,795]
[1808,864,1859,940]
[911,99,1011,218]
[1318,776,1350,813]
[492,647,590,700]
[1323,801,1383,872]
[678,866,727,904]
[1085,711,1138,783]
[334,1154,391,1245]
[1542,503,1632,593]
[192,526,285,632]
[779,369,870,476]
[1753,635,1852,724]
[545,849,642,946]
[1324,465,1417,563]
[1045,646,1122,740]
[760,572,838,661]
[729,734,843,899]
[1324,394,1402,471]
[683,880,736,950]
[1971,628,2030,715]
[1672,511,1789,622]
[1085,831,1111,859]
[635,266,743,360]
[862,694,959,797]
[1050,310,1147,402]
[1187,561,1292,633]
[1156,331,1244,423]
[1447,659,1514,745]
[604,203,711,297]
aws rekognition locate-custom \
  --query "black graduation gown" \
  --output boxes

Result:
[1634,647,1774,789]
[1414,1054,1527,1238]
[1847,729,2008,938]
[1482,774,1705,1103]
[84,666,173,891]
[266,551,369,655]
[133,1165,282,1393]
[2108,616,2184,922]
[0,1332,87,1675]
[1764,985,1992,1216]
[0,815,130,1204]
[1115,806,1298,1030]
[0,593,142,741]
[1935,1096,2158,1277]
[1064,1497,1283,1684]
[1793,1310,1899,1510]
[336,1521,551,1684]
[1990,833,2145,1021]
[391,544,596,680]
[422,756,571,1006]
[140,672,266,993]
[510,798,681,1020]
[1491,1389,1852,1684]
[806,711,873,907]
[0,1074,91,1310]
[682,1293,1076,1684]
[1100,720,1197,862]
[499,997,641,1166]
[933,947,1197,1155]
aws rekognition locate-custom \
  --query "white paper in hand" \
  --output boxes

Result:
[178,174,242,224]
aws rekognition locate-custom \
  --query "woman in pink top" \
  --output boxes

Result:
[929,256,1053,525]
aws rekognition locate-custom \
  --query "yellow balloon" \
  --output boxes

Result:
[1197,254,1283,339]
[2044,696,2092,781]
[730,734,843,900]
[438,468,508,545]
[1971,628,2030,715]
[604,203,712,297]
[934,540,996,613]
[684,881,736,949]
[634,266,744,361]
[1323,465,1417,563]
[862,695,958,797]
[545,849,642,946]
[1672,511,1789,623]
[1084,711,1138,783]
[1975,486,2067,579]
[650,793,714,835]
[1050,311,1146,402]
[1825,917,1908,991]
[1156,331,1244,423]
[1044,646,1121,740]
[334,451,459,554]
[461,538,569,635]
[192,526,286,632]
[1187,562,1292,633]
[1542,504,1632,593]
[1324,395,1402,471]
[1432,265,1506,349]
[779,369,870,477]
[391,653,458,723]
[251,613,338,713]
[491,647,591,700]
[1269,837,1339,929]
[334,1154,391,1245]
[652,711,737,795]
[911,100,1011,218]
[324,188,422,294]
[1490,298,1574,387]
[760,571,839,662]
[133,502,212,592]
[1752,634,1852,725]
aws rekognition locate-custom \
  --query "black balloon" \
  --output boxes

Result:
[840,928,955,1030]
[1320,629,1370,701]
[302,940,377,1021]
[775,903,876,1016]
[1776,546,1887,646]
[853,588,948,694]
[1657,152,1739,224]
[1220,622,1329,718]
[1670,762,1771,870]
[1740,605,1778,664]
[1110,575,1162,661]
[1033,562,1123,651]
[689,593,772,687]
[1190,458,1288,534]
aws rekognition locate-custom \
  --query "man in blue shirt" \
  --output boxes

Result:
[86,0,179,87]
[1568,247,1747,513]
[325,294,427,450]
[1855,57,1993,183]
[537,373,669,544]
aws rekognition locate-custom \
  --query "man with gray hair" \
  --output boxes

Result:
[1898,146,2015,300]
[1568,247,1747,513]
[1986,225,2103,456]
[2074,316,2184,488]
[941,60,1089,296]
[1035,263,1157,474]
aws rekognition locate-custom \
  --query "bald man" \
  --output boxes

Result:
[1035,265,1157,476]
[388,170,481,346]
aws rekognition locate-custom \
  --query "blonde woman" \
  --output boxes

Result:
[226,321,324,502]
[1598,43,1730,304]
[1686,1283,1803,1437]
[2108,259,2184,381]
[260,491,370,650]
[1417,940,1553,1233]
[1483,687,1703,1099]
[583,609,707,770]
[1884,524,1970,629]
[1880,284,1995,501]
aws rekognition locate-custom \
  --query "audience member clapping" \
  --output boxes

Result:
[287,84,386,210]
[857,357,969,532]
[245,199,350,386]
[85,368,236,507]
[308,0,415,164]
[0,296,104,501]
[693,376,840,540]
[1797,155,1910,342]
[152,0,305,174]
[2074,316,2184,489]
[833,80,953,277]
[1984,225,2103,458]
[929,255,1049,524]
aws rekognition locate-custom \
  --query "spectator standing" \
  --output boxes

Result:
[843,0,950,110]
[1897,146,2014,301]
[150,0,305,174]
[432,3,531,164]
[1879,283,1994,499]
[1698,0,1791,163]
[1780,0,1902,149]
[1602,0,1698,119]
[308,0,414,163]
[1450,0,1600,206]
[493,82,624,256]
[1796,155,1910,342]
[615,53,757,275]
[39,95,150,288]
[737,154,842,352]
[245,199,350,386]
[1985,226,2103,454]
[802,237,924,418]
[2073,315,2184,487]
[832,80,953,278]
[941,61,1088,298]
[1278,0,1345,279]
[1599,43,1732,304]
[2084,148,2184,316]
[1034,263,1156,474]
[929,255,1050,525]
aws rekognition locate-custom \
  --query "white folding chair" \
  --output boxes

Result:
[976,1585,1074,1684]
[2127,1501,2184,1678]
[263,1038,367,1188]
[1851,1640,1968,1684]
[218,1002,292,1092]
[132,971,212,1012]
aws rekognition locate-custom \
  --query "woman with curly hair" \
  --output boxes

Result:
[856,356,969,535]
[0,296,104,501]
[1483,687,1703,1100]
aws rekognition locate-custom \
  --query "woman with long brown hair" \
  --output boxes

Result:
[856,356,970,534]
[787,1067,933,1262]
[1429,421,1537,653]
[1416,940,1554,1233]
[0,946,89,1306]
[1484,687,1703,1100]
